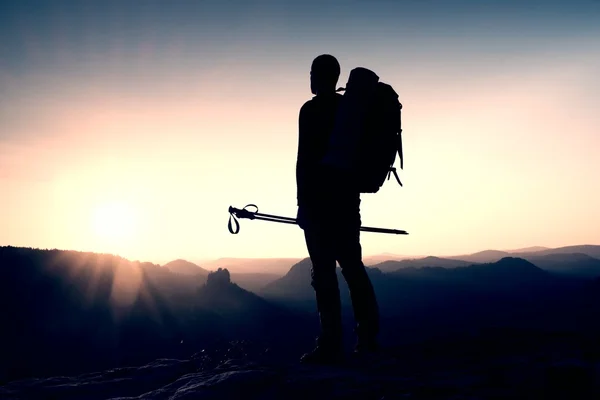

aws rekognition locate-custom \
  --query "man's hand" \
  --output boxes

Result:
[296,206,307,230]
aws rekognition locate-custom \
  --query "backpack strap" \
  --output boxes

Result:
[398,101,403,170]
[387,167,403,187]
[389,100,403,187]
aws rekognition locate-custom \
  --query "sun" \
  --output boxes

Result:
[91,201,137,243]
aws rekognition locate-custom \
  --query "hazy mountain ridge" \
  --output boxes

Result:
[372,256,475,273]
[531,245,600,259]
[362,253,416,265]
[162,259,280,293]
[446,245,600,264]
[198,257,300,275]
[263,256,552,301]
[447,250,512,263]
[0,247,311,383]
[390,257,546,279]
[193,244,600,276]
[524,253,600,278]
[2,245,600,388]
[197,254,414,274]
[261,256,557,325]
[368,245,600,277]
[262,255,600,346]
[508,246,550,253]
[162,259,210,276]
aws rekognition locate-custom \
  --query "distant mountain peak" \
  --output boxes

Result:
[472,250,511,256]
[206,268,231,288]
[422,256,442,261]
[372,256,473,273]
[495,257,538,268]
[390,257,548,283]
[287,258,312,273]
[163,259,209,276]
[508,246,550,253]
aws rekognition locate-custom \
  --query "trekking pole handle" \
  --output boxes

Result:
[228,204,297,234]
[228,205,259,234]
[228,205,256,220]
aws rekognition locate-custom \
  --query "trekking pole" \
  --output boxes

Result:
[228,204,408,235]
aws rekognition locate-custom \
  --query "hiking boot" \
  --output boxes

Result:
[300,337,344,365]
[354,335,378,354]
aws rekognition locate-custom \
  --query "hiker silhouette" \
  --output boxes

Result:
[296,54,380,364]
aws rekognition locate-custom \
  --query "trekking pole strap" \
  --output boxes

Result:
[228,213,240,234]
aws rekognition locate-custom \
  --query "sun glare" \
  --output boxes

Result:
[91,201,137,243]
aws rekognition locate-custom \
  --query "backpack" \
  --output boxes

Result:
[323,67,403,193]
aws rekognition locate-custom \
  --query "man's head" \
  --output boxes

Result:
[310,54,340,95]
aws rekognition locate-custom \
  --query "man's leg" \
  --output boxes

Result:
[335,199,380,352]
[301,213,344,363]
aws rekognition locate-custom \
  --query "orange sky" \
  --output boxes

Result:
[1,1,599,264]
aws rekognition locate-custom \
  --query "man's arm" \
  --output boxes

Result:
[296,102,310,207]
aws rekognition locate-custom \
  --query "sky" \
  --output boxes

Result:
[1,0,599,264]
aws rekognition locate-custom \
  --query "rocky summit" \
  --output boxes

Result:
[1,339,599,400]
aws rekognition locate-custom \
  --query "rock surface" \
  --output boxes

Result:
[2,341,599,400]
